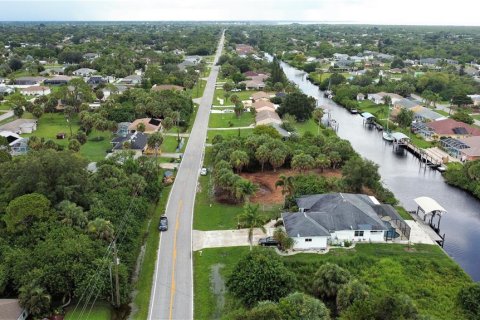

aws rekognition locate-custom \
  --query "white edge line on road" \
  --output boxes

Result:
[148,230,162,320]
[190,31,224,319]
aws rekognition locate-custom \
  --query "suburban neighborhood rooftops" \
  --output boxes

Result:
[251,91,271,101]
[458,136,480,157]
[413,106,446,121]
[253,99,275,110]
[112,131,148,150]
[128,118,162,133]
[255,109,281,124]
[151,84,185,91]
[294,193,389,232]
[21,85,49,92]
[282,211,331,237]
[395,98,421,109]
[426,119,480,136]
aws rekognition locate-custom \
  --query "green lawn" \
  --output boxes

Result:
[21,113,113,162]
[162,135,181,153]
[358,100,389,119]
[23,113,80,145]
[188,79,207,99]
[471,114,480,120]
[193,176,245,230]
[206,128,253,142]
[436,109,451,117]
[194,244,471,320]
[213,89,256,105]
[0,103,11,111]
[395,206,413,220]
[208,112,254,128]
[193,175,281,231]
[293,118,321,135]
[79,131,113,162]
[130,185,172,320]
[65,301,112,320]
[308,71,350,85]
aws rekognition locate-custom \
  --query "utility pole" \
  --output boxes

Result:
[113,240,120,307]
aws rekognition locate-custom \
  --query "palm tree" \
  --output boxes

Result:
[316,155,331,173]
[255,145,271,172]
[87,218,115,242]
[234,179,259,203]
[19,283,51,317]
[57,200,88,230]
[230,150,249,173]
[234,102,244,118]
[275,175,295,201]
[239,203,266,250]
[269,148,287,172]
[312,108,324,124]
[291,153,315,173]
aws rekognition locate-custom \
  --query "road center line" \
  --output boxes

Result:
[169,200,183,320]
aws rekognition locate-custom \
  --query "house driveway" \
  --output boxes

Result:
[193,228,276,251]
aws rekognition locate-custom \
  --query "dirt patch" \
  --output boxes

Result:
[211,264,226,320]
[239,168,342,205]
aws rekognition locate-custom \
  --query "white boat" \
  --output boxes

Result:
[382,103,393,141]
[383,131,394,142]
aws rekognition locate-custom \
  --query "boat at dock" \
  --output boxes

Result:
[382,131,394,142]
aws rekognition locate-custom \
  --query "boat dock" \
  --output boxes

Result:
[408,197,447,247]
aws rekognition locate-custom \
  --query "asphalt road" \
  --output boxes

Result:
[148,31,225,320]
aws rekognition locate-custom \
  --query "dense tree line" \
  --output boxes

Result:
[444,161,480,199]
[0,150,163,317]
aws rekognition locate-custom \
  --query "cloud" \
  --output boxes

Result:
[0,0,479,25]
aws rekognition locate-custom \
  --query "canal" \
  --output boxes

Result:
[279,59,480,281]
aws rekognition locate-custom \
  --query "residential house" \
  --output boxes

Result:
[467,94,480,106]
[44,75,72,85]
[128,118,162,134]
[117,122,131,137]
[242,79,265,90]
[0,299,29,320]
[151,84,185,92]
[251,91,271,101]
[253,100,275,112]
[411,106,447,122]
[414,119,480,139]
[333,53,349,60]
[14,76,46,86]
[392,98,423,117]
[111,131,148,154]
[440,136,480,161]
[255,109,282,126]
[83,53,99,60]
[282,193,404,250]
[356,93,365,101]
[243,71,259,78]
[0,85,14,96]
[0,119,37,134]
[41,66,66,75]
[73,68,97,77]
[0,131,29,156]
[20,85,51,96]
[87,76,106,86]
[177,55,202,71]
[419,58,441,67]
[119,74,142,86]
[368,92,403,105]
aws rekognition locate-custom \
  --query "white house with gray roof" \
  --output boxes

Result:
[282,193,398,250]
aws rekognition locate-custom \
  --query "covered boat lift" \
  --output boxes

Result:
[413,197,447,246]
[391,132,410,151]
[361,112,376,127]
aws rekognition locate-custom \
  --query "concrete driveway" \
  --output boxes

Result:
[193,228,275,251]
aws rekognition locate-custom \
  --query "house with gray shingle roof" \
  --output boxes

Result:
[282,193,399,250]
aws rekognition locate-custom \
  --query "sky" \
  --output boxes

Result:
[1,0,480,26]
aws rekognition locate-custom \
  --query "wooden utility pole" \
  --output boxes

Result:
[113,240,121,307]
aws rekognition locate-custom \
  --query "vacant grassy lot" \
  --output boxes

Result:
[208,112,254,128]
[358,100,389,119]
[294,118,321,135]
[79,131,112,162]
[130,185,172,320]
[23,113,80,145]
[188,79,207,99]
[194,244,471,320]
[65,301,112,320]
[162,135,180,153]
[206,128,253,142]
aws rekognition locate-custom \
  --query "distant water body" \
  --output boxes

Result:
[268,54,480,281]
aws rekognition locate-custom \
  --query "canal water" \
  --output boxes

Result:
[278,59,480,281]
